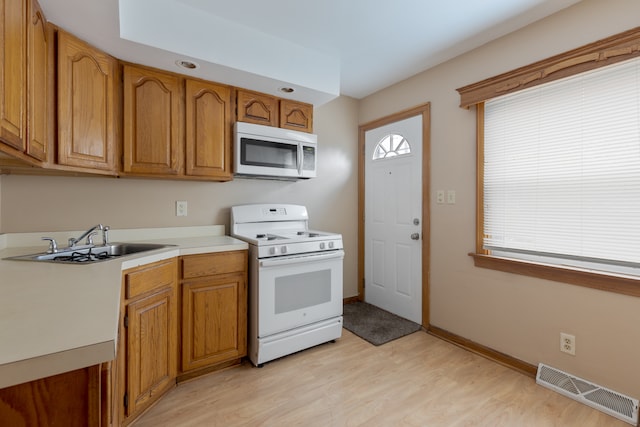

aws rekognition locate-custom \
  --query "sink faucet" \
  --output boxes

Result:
[68,224,105,248]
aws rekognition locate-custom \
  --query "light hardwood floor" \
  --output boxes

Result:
[134,330,626,426]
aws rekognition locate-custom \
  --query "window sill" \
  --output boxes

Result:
[470,252,640,297]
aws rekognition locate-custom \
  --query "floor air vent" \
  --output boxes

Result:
[536,363,639,425]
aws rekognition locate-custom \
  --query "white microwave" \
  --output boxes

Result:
[234,122,317,180]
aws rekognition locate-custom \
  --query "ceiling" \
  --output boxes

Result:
[38,0,581,105]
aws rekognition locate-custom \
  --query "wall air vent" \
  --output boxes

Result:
[536,363,639,425]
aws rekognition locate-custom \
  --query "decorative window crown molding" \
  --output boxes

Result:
[457,26,640,108]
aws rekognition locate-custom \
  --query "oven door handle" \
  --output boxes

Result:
[260,250,344,268]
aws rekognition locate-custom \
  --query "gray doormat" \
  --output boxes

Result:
[343,301,421,346]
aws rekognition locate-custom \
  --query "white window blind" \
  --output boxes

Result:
[484,56,640,272]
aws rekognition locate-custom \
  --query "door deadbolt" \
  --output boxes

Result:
[413,218,420,225]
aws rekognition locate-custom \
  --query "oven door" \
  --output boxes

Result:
[257,250,344,337]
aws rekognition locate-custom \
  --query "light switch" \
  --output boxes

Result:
[447,190,456,204]
[436,190,445,204]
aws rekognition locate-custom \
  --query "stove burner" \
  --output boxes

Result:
[296,231,320,237]
[256,233,282,241]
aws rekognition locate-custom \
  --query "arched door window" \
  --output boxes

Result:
[372,133,411,160]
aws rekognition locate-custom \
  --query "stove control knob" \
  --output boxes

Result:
[269,247,276,255]
[281,246,287,254]
[329,241,335,249]
[320,242,326,250]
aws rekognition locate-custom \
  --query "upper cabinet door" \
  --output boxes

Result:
[57,30,118,171]
[185,79,232,179]
[0,0,27,151]
[280,99,313,133]
[123,65,183,175]
[26,0,52,162]
[236,89,278,127]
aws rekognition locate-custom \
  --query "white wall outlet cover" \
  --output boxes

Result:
[176,200,188,216]
[560,332,576,356]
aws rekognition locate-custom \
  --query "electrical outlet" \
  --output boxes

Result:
[436,190,445,204]
[176,200,188,217]
[560,332,576,356]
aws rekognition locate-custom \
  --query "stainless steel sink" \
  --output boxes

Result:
[100,243,173,257]
[4,243,174,264]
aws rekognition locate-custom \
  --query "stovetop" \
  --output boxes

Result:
[235,228,342,256]
[252,229,336,243]
[230,204,343,258]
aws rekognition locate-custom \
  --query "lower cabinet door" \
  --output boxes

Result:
[0,365,102,427]
[126,286,177,416]
[181,273,247,372]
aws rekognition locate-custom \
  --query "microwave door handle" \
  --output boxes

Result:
[297,144,303,175]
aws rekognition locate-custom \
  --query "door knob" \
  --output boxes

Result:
[410,233,420,240]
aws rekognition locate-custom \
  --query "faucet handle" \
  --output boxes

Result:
[86,232,98,245]
[42,237,58,254]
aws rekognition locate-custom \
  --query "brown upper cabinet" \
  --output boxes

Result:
[57,30,119,173]
[0,0,27,152]
[27,0,53,162]
[0,0,53,163]
[237,89,313,133]
[280,99,313,133]
[122,65,183,176]
[1,2,312,179]
[123,64,233,181]
[236,89,279,127]
[184,79,232,179]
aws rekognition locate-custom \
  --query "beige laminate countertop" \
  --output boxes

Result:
[0,226,248,389]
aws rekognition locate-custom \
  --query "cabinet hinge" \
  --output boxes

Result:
[123,315,128,328]
[123,392,128,409]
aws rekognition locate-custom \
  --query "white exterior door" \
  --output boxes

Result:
[364,115,422,323]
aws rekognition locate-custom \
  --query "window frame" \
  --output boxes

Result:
[372,133,412,160]
[457,26,640,297]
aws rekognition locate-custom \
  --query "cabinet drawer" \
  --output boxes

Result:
[181,251,247,279]
[124,259,177,299]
